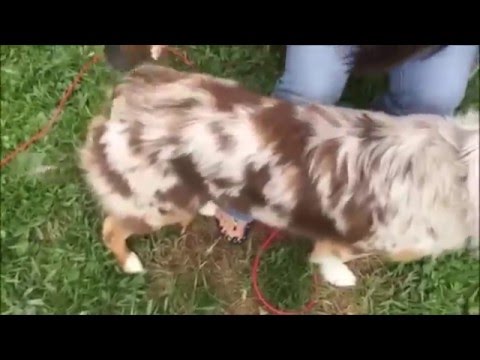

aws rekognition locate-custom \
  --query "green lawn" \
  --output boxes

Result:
[1,45,478,315]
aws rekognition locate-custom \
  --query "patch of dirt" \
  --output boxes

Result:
[138,218,262,314]
[138,217,386,315]
[312,257,386,315]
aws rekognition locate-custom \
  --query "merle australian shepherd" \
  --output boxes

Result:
[80,46,479,287]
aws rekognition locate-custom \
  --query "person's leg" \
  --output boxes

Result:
[373,45,479,116]
[273,45,353,104]
[216,45,355,244]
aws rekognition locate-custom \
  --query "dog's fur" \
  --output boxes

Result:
[80,64,479,286]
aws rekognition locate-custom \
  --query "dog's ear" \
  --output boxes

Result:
[437,110,479,153]
[104,45,154,72]
[440,110,480,241]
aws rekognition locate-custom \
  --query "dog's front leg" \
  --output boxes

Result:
[309,239,364,288]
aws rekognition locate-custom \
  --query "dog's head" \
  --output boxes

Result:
[461,114,479,247]
[104,45,166,72]
[443,110,480,244]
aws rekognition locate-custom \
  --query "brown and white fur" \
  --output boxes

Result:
[79,64,479,287]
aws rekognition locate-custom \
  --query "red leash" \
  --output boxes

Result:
[251,228,319,315]
[0,54,102,170]
[1,47,319,315]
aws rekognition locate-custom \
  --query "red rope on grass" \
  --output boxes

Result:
[0,46,319,315]
[0,54,102,170]
[0,47,191,170]
[251,228,319,315]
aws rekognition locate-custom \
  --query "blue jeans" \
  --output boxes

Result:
[225,45,479,223]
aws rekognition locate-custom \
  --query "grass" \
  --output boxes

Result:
[1,45,478,315]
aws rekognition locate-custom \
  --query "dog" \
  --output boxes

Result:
[79,63,479,287]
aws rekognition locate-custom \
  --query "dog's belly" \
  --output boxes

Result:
[202,174,363,244]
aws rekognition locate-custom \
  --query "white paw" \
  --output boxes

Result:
[319,258,357,288]
[123,252,145,274]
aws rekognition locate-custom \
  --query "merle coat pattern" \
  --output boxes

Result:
[80,64,479,286]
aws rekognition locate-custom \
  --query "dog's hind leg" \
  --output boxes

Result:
[102,209,196,274]
[309,239,368,288]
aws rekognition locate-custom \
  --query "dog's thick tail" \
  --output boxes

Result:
[347,45,447,75]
